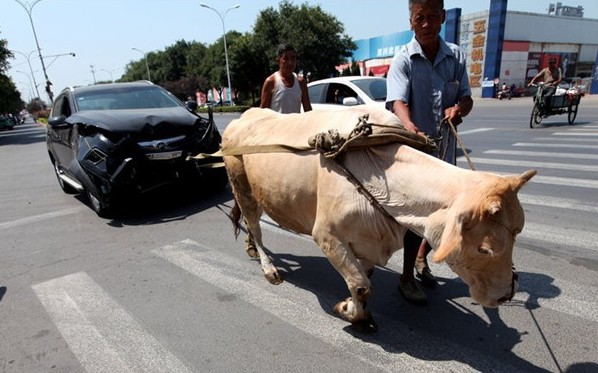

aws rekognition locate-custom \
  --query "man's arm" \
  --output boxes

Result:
[299,77,312,112]
[260,75,275,109]
[555,67,562,85]
[392,100,420,134]
[444,95,473,125]
[529,69,545,86]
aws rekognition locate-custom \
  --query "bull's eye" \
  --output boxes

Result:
[478,246,494,256]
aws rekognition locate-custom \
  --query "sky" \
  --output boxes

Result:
[2,0,597,102]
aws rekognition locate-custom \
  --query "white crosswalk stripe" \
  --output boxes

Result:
[485,149,598,160]
[33,272,193,373]
[460,156,598,172]
[513,142,598,149]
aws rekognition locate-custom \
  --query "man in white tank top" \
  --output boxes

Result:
[260,44,312,113]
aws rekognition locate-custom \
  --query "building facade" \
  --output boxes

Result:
[347,0,598,97]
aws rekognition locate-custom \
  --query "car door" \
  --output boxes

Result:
[48,95,77,172]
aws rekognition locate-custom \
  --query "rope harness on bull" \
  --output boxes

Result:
[308,114,437,159]
[308,115,438,223]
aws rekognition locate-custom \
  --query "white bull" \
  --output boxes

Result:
[222,106,535,332]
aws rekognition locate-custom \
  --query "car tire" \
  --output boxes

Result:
[85,189,112,218]
[53,161,77,194]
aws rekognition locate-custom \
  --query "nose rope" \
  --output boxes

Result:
[440,117,476,171]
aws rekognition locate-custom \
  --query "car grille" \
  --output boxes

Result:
[137,135,187,161]
[137,135,186,151]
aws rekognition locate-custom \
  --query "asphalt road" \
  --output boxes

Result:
[1,97,597,372]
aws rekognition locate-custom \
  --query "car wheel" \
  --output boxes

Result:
[53,161,77,194]
[85,189,112,218]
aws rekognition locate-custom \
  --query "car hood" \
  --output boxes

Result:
[68,108,197,133]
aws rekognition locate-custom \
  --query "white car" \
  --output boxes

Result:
[307,76,387,110]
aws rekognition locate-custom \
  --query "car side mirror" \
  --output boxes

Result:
[342,97,359,106]
[48,115,68,127]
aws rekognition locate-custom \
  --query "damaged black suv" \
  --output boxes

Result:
[46,81,226,217]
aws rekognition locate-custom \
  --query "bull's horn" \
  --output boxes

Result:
[513,169,537,192]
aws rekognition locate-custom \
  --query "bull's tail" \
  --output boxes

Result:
[228,196,243,239]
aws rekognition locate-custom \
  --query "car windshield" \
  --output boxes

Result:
[351,78,387,101]
[75,86,181,111]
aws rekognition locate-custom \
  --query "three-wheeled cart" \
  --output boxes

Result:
[530,83,582,128]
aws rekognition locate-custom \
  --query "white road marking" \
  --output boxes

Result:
[552,132,598,136]
[458,156,598,172]
[154,240,486,373]
[485,149,598,160]
[456,128,495,135]
[513,142,598,149]
[33,272,193,373]
[532,137,598,142]
[518,193,598,213]
[0,207,85,230]
[521,221,598,252]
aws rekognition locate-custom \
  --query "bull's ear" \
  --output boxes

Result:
[486,200,501,216]
[432,211,466,263]
[513,169,537,192]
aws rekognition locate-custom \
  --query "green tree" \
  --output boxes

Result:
[0,35,24,114]
[229,32,270,105]
[199,31,242,103]
[252,1,356,81]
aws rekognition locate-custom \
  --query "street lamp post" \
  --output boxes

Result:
[13,0,54,102]
[11,49,41,98]
[132,48,151,81]
[90,65,97,84]
[42,52,76,69]
[199,3,240,105]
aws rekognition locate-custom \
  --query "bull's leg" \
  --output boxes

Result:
[314,234,377,333]
[226,158,283,285]
[244,221,258,258]
[242,208,283,285]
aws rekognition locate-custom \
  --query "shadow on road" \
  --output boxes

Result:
[264,252,568,372]
[0,286,6,303]
[83,186,234,227]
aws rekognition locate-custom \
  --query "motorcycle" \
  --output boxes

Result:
[498,88,512,100]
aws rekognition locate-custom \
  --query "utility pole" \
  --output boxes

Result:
[90,65,97,84]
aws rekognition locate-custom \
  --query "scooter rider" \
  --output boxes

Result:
[528,58,562,106]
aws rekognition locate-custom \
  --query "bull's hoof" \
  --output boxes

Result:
[333,298,351,318]
[351,313,378,334]
[264,269,283,285]
[333,300,378,333]
[245,244,259,258]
